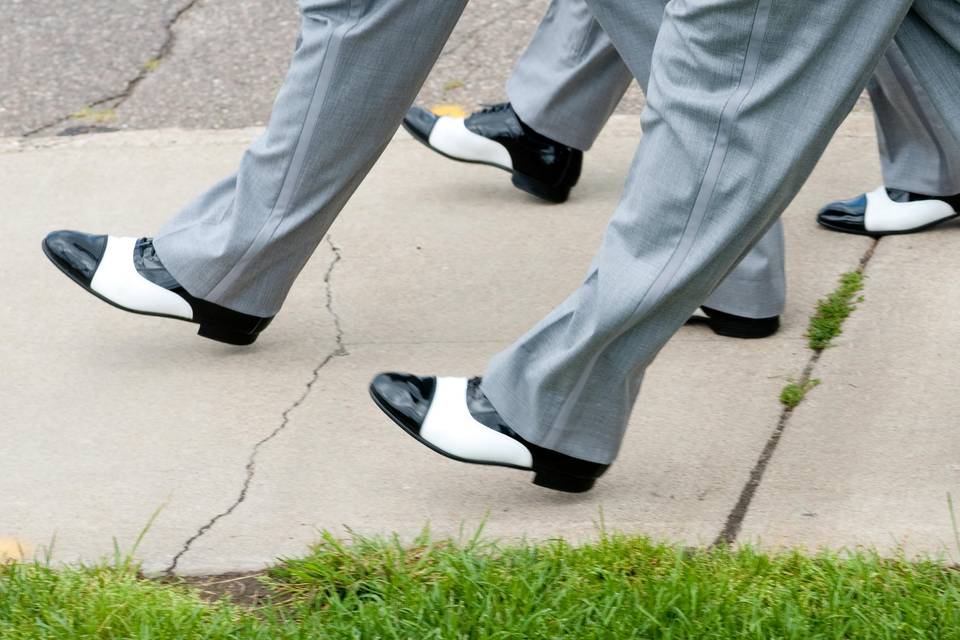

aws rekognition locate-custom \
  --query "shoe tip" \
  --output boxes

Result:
[818,193,867,215]
[402,106,439,140]
[44,228,98,249]
[370,371,393,389]
[370,371,401,397]
[43,229,71,250]
[43,230,84,262]
[370,372,436,404]
[42,230,108,284]
[816,193,867,233]
[815,209,835,225]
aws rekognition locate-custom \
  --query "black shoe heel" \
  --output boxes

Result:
[511,172,570,204]
[197,323,259,346]
[532,469,596,493]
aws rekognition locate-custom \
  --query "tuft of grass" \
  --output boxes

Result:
[4,532,960,639]
[442,79,465,91]
[807,271,865,350]
[143,58,161,72]
[780,378,821,409]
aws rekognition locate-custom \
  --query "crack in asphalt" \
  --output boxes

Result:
[21,0,202,138]
[163,237,348,574]
[435,0,537,60]
[713,238,880,547]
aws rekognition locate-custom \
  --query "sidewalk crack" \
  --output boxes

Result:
[22,0,202,138]
[163,236,348,574]
[713,239,879,547]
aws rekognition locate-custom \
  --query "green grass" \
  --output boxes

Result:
[807,271,865,351]
[3,532,960,639]
[779,270,866,411]
[779,378,821,409]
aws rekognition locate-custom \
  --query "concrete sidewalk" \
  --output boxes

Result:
[2,114,958,575]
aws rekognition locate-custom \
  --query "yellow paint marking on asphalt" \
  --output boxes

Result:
[430,104,468,118]
[0,538,32,563]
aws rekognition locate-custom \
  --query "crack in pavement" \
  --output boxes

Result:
[713,238,880,547]
[21,0,202,138]
[163,236,348,575]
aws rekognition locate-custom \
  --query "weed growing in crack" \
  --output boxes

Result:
[779,378,821,409]
[807,271,865,350]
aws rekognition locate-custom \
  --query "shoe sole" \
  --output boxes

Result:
[401,120,571,204]
[706,323,777,339]
[41,239,258,345]
[368,383,596,492]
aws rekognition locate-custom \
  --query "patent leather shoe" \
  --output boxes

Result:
[369,373,608,493]
[402,103,582,203]
[43,230,273,345]
[817,187,959,236]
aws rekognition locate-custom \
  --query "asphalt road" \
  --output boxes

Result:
[0,0,646,138]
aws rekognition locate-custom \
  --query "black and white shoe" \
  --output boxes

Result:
[690,306,780,339]
[42,231,273,345]
[817,186,960,236]
[402,103,582,204]
[369,374,608,493]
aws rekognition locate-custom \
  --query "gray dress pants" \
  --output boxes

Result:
[509,0,960,200]
[507,0,786,320]
[482,0,960,463]
[871,43,960,196]
[154,0,471,318]
[152,0,959,464]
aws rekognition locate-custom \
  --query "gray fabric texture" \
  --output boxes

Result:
[508,0,785,319]
[148,0,958,465]
[506,0,638,153]
[483,0,959,464]
[871,41,960,196]
[154,0,468,317]
[511,0,960,201]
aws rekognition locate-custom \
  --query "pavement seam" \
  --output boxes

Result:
[21,0,202,139]
[163,236,348,574]
[712,238,880,547]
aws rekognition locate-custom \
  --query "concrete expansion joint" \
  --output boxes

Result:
[21,0,202,139]
[163,236,349,575]
[713,237,880,548]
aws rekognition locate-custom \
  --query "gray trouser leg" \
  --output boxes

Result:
[872,42,960,196]
[505,0,636,152]
[702,224,785,319]
[508,0,785,319]
[153,0,467,317]
[483,0,955,465]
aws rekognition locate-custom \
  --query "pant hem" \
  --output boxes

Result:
[507,83,595,152]
[480,374,617,465]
